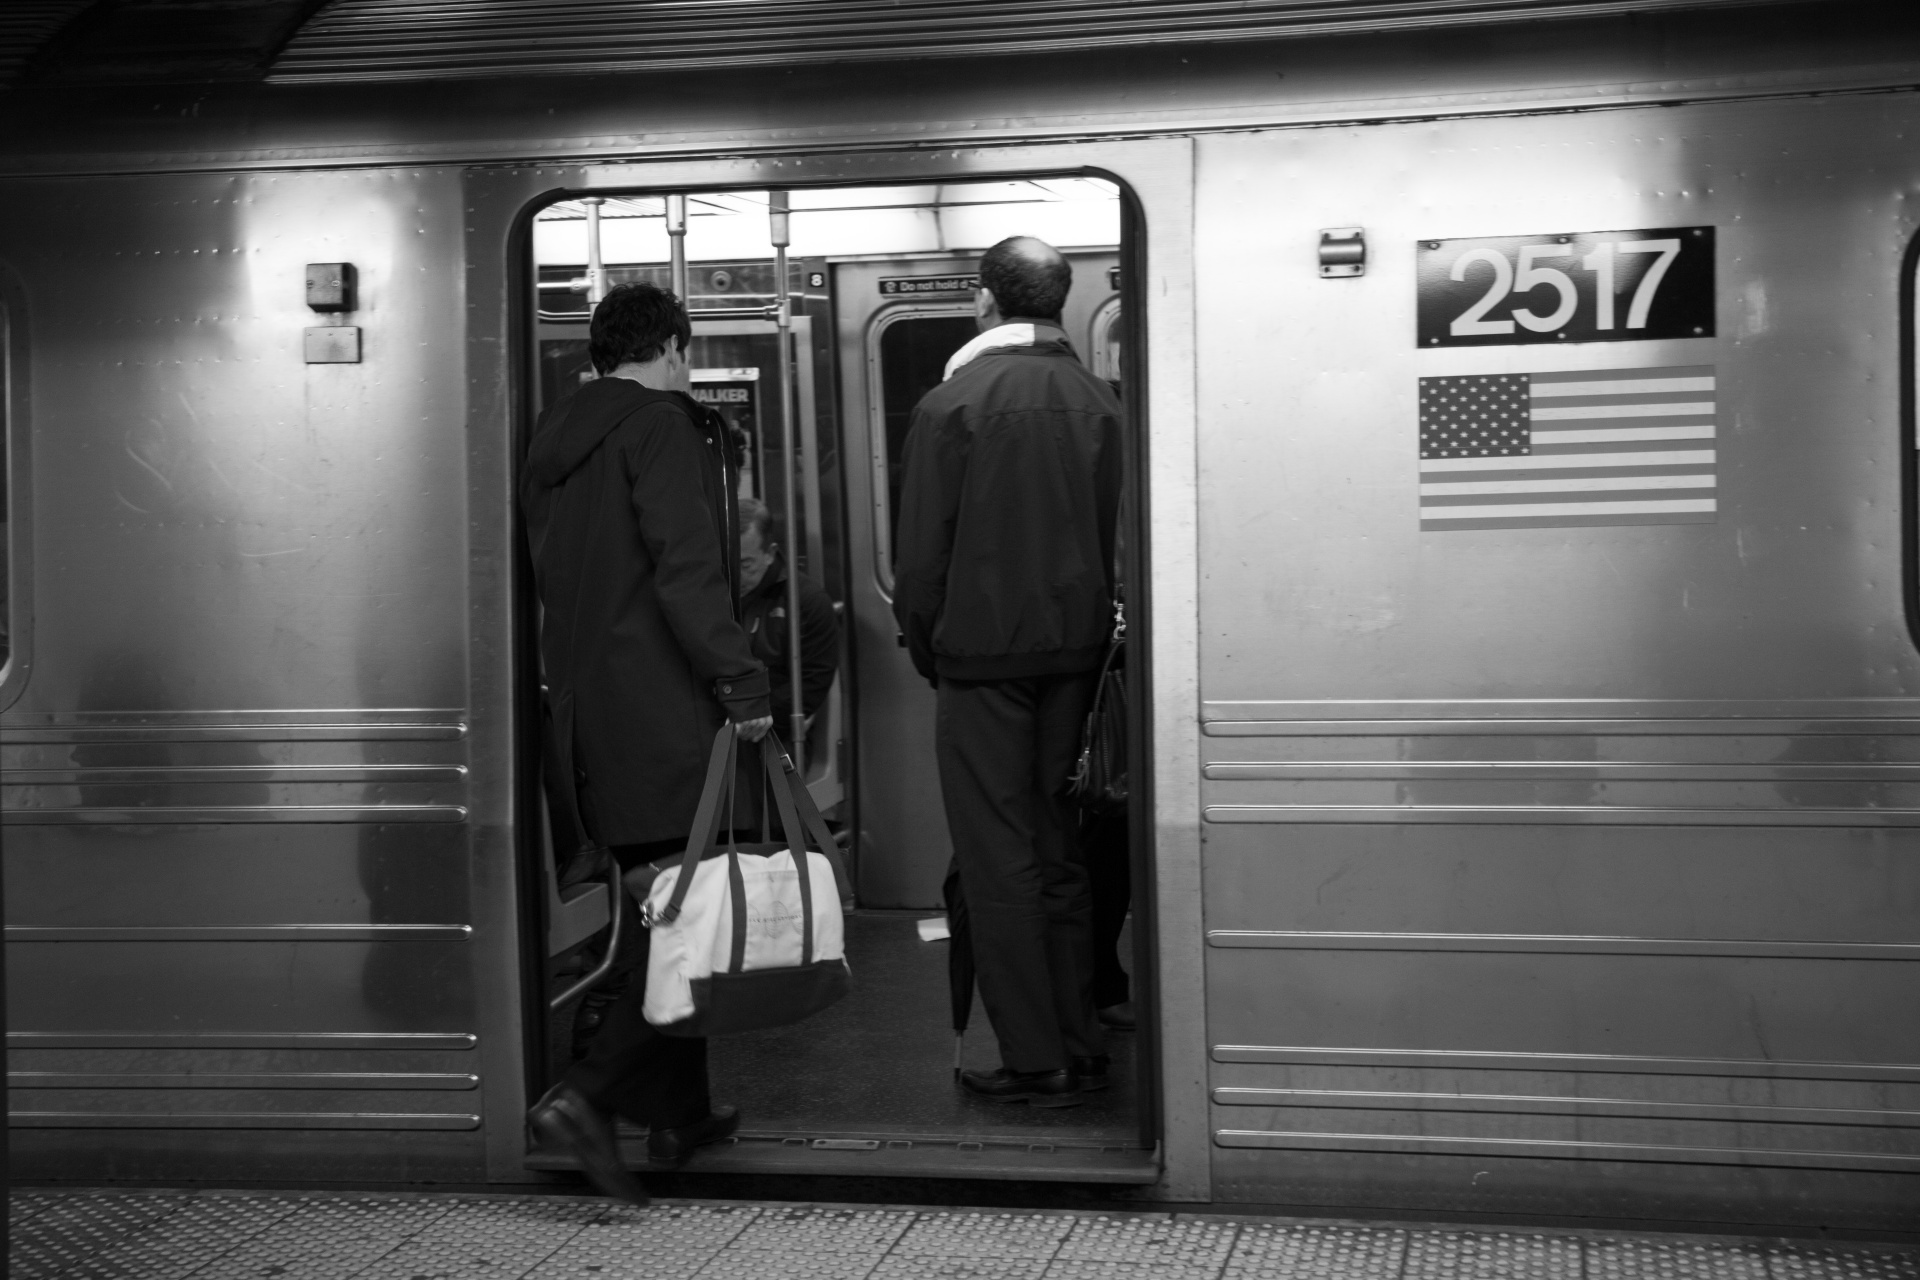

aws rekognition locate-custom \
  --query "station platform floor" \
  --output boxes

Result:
[11,1187,1920,1280]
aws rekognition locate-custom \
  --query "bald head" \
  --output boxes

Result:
[979,235,1071,323]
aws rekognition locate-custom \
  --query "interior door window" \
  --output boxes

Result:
[872,312,977,590]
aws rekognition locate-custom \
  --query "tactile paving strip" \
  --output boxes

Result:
[9,1191,63,1230]
[1056,1214,1240,1271]
[868,1257,1052,1280]
[189,1195,454,1280]
[354,1197,607,1280]
[1589,1238,1773,1280]
[1403,1230,1582,1280]
[12,1190,1920,1280]
[730,1207,915,1254]
[526,1205,765,1280]
[692,1252,883,1279]
[891,1211,1075,1258]
[592,1202,762,1249]
[1225,1224,1409,1280]
[1767,1248,1920,1280]
[8,1190,187,1280]
[1046,1261,1227,1280]
[67,1193,306,1280]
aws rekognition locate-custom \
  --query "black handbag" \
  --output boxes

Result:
[1067,600,1127,811]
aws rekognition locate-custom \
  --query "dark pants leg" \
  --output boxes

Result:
[936,673,1106,1074]
[563,841,711,1130]
[1083,806,1132,1009]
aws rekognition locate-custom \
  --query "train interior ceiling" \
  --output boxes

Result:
[527,178,1153,1177]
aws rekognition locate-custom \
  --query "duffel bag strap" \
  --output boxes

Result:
[658,724,737,925]
[760,736,819,968]
[760,735,853,904]
[724,845,750,973]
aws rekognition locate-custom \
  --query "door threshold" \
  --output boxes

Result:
[529,1131,1160,1184]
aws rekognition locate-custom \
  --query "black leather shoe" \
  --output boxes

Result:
[1072,1055,1112,1092]
[527,1083,649,1206]
[1097,1001,1137,1031]
[647,1105,740,1166]
[959,1067,1082,1108]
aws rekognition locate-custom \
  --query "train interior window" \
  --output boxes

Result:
[873,309,977,581]
[527,179,1144,1165]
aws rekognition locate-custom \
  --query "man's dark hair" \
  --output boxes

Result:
[979,236,1071,322]
[737,496,776,548]
[589,281,692,374]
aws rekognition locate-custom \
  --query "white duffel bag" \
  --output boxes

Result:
[638,728,851,1037]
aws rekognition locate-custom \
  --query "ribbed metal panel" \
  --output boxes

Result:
[0,0,92,86]
[272,0,1789,83]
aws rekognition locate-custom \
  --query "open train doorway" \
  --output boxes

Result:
[522,177,1154,1183]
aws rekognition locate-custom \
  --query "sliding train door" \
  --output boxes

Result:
[501,168,1179,1189]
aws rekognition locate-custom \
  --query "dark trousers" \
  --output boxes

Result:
[563,841,711,1131]
[936,672,1105,1074]
[1082,805,1132,1009]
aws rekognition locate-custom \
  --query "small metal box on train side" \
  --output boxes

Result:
[305,261,357,311]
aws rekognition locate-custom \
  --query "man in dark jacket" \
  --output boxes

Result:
[522,282,771,1204]
[893,236,1123,1108]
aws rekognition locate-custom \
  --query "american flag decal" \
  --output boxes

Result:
[1418,365,1717,531]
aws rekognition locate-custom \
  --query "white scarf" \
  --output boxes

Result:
[942,323,1061,381]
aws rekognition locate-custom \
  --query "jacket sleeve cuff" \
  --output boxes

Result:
[714,669,772,721]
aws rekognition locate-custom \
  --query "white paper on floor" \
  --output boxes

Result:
[916,916,950,942]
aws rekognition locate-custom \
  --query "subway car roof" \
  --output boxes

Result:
[0,0,1913,176]
[0,0,1885,88]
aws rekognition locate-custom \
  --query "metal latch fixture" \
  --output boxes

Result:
[1318,227,1365,278]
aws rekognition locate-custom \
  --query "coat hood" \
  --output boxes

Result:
[526,377,683,490]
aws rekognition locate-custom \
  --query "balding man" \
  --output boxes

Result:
[893,236,1123,1108]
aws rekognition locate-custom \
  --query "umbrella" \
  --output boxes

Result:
[941,858,974,1078]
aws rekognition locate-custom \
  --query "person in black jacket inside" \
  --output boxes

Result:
[522,282,772,1204]
[737,496,840,729]
[893,236,1123,1108]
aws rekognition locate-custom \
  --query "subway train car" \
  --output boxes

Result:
[2,0,1919,1233]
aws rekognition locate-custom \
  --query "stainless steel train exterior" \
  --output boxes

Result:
[2,0,1919,1232]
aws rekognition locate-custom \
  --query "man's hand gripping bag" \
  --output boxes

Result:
[640,727,851,1037]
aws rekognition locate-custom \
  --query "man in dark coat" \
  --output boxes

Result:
[522,282,772,1204]
[892,236,1123,1108]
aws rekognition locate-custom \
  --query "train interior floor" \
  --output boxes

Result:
[584,910,1141,1158]
[12,1188,1920,1280]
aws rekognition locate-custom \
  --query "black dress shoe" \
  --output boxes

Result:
[1097,1001,1137,1030]
[527,1083,649,1206]
[959,1067,1082,1108]
[1072,1055,1112,1092]
[647,1105,740,1166]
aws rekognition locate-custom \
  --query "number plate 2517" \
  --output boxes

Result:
[1416,226,1713,348]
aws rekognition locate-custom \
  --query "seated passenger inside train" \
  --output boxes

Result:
[736,496,839,738]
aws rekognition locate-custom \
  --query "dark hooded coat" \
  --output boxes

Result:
[522,377,769,850]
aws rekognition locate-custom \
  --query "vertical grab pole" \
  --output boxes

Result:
[666,194,689,304]
[769,190,807,773]
[584,196,607,304]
